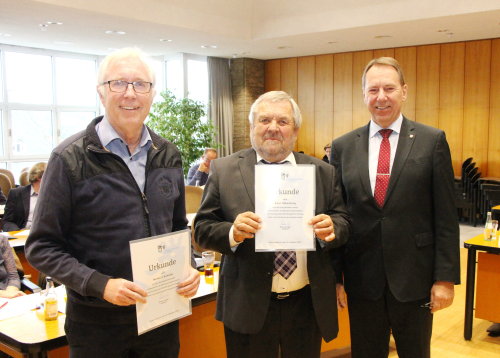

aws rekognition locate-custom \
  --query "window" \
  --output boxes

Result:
[165,54,208,107]
[0,45,100,182]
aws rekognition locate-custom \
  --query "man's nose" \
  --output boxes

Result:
[124,83,136,97]
[268,119,279,130]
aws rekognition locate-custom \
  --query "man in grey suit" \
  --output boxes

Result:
[194,91,350,358]
[331,57,460,358]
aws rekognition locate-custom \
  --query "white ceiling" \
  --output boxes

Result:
[0,0,499,59]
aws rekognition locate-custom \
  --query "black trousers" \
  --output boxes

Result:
[347,289,433,358]
[65,318,179,358]
[224,285,322,358]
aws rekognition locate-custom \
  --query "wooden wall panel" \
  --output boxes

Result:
[314,55,334,157]
[262,38,499,175]
[416,45,440,127]
[439,42,465,175]
[264,60,280,91]
[352,50,373,130]
[463,40,491,173]
[297,56,315,155]
[487,39,500,177]
[374,48,395,58]
[333,53,353,138]
[395,47,417,120]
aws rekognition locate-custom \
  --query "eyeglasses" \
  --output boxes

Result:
[101,80,153,94]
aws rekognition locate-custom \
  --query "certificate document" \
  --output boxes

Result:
[255,164,316,251]
[130,229,192,335]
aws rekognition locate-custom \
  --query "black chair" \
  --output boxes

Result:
[478,183,500,222]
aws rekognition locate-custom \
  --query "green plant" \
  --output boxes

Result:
[148,90,218,177]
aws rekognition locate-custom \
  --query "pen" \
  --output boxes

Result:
[0,301,8,309]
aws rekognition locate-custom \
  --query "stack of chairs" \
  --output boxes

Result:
[455,158,481,226]
[478,180,500,223]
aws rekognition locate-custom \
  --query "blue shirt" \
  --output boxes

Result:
[95,117,152,192]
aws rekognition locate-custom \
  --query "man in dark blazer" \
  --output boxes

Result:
[2,162,46,231]
[194,91,350,358]
[331,57,460,358]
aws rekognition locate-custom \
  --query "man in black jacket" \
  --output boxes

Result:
[25,48,199,358]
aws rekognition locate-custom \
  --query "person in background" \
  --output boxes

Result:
[0,188,6,205]
[331,57,460,358]
[194,91,350,358]
[25,47,199,358]
[187,148,217,186]
[2,162,47,232]
[322,143,331,163]
[0,236,25,298]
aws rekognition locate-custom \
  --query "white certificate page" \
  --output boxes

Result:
[255,164,316,251]
[130,229,192,335]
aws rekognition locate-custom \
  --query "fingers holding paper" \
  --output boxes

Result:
[103,278,148,306]
[177,267,200,298]
[232,211,262,243]
[309,214,336,242]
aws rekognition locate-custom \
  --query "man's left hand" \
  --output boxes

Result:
[430,281,454,313]
[309,214,335,242]
[176,267,200,298]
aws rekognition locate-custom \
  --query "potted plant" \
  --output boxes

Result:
[148,90,219,177]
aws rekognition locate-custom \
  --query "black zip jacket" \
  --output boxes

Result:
[25,116,188,324]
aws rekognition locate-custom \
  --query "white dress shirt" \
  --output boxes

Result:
[26,186,38,229]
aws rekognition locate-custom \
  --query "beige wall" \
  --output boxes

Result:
[264,39,500,177]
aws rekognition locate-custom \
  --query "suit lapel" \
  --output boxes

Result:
[238,149,257,207]
[22,186,30,219]
[385,117,416,204]
[356,124,373,200]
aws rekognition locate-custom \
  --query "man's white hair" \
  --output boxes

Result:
[97,47,156,85]
[248,91,302,128]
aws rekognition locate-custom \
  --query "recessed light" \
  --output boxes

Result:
[328,41,337,44]
[105,30,126,35]
[210,45,217,49]
[39,24,48,31]
[437,29,449,33]
[160,39,172,42]
[374,35,392,39]
[0,33,12,37]
[277,46,291,50]
[46,21,63,25]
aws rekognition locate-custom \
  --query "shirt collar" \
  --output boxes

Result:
[369,114,403,139]
[96,115,151,150]
[255,151,296,165]
[30,185,38,197]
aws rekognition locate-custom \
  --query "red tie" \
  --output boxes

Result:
[374,129,393,207]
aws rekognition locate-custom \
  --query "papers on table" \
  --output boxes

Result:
[0,293,39,321]
[255,164,316,251]
[130,230,192,335]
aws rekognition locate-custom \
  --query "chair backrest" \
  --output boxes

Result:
[461,157,473,170]
[185,185,204,214]
[0,168,15,187]
[0,173,12,196]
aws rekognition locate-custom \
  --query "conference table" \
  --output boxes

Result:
[463,233,500,340]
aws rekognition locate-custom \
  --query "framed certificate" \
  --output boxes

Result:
[255,164,316,251]
[130,229,192,335]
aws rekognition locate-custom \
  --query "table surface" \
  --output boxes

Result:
[464,233,500,253]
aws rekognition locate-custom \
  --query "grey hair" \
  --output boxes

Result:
[248,91,302,128]
[361,57,406,91]
[28,162,47,184]
[97,47,156,86]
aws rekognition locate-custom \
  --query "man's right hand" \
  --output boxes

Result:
[103,278,148,306]
[233,211,261,243]
[198,161,209,173]
[336,283,347,310]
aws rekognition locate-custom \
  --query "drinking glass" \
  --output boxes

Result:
[202,251,215,277]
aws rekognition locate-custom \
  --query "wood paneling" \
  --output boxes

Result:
[314,55,334,157]
[439,42,465,174]
[263,38,499,174]
[333,53,353,138]
[297,56,315,155]
[488,39,500,177]
[416,45,440,127]
[463,40,491,173]
[352,50,373,130]
[264,60,280,91]
[395,47,417,120]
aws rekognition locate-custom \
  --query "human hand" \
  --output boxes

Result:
[198,161,209,173]
[309,214,335,242]
[233,212,261,243]
[0,288,26,298]
[103,278,147,306]
[176,267,200,298]
[336,283,347,310]
[430,281,454,313]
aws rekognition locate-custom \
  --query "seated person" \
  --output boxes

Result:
[0,236,25,298]
[0,187,6,205]
[2,162,47,231]
[187,148,217,186]
[322,143,331,163]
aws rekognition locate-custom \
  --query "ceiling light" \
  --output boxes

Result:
[328,41,337,44]
[39,24,48,31]
[160,39,172,42]
[210,45,217,49]
[374,35,392,39]
[437,29,449,33]
[0,33,12,37]
[277,46,291,50]
[105,30,126,35]
[46,21,63,25]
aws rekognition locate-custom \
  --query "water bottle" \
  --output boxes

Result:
[44,277,58,321]
[484,211,493,240]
